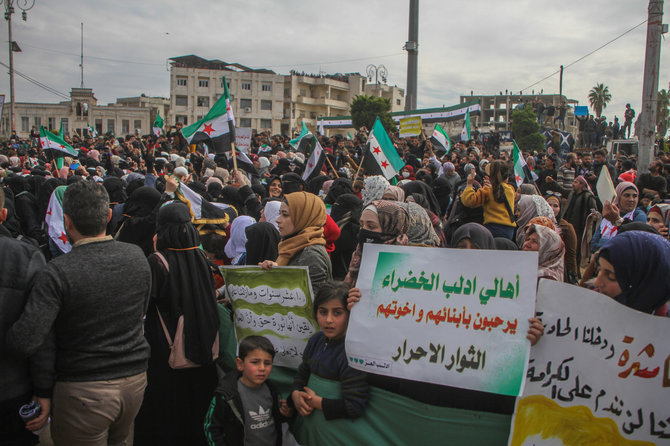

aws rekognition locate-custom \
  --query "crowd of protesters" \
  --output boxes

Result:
[1,118,670,445]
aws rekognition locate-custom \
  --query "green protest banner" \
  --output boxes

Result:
[220,266,317,368]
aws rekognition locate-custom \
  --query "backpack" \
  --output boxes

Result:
[154,251,219,369]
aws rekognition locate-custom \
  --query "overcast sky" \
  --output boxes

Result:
[1,0,668,125]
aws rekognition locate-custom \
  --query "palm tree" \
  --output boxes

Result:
[588,83,612,118]
[657,89,669,138]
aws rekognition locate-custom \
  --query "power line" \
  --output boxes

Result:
[18,42,165,66]
[519,19,649,92]
[0,60,70,99]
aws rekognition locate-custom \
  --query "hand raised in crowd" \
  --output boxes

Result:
[602,200,620,224]
[545,176,554,183]
[25,396,50,432]
[483,175,491,188]
[165,175,180,194]
[291,389,314,416]
[466,170,476,186]
[347,287,361,311]
[232,169,250,188]
[527,317,544,346]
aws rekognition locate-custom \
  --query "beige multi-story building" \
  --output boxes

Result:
[1,87,169,139]
[168,55,405,137]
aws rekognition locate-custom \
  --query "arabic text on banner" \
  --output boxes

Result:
[220,266,317,368]
[234,127,251,154]
[508,280,670,445]
[399,116,422,138]
[346,245,538,396]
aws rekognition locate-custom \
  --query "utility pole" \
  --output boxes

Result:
[80,22,84,88]
[638,0,665,174]
[559,65,564,98]
[404,0,418,111]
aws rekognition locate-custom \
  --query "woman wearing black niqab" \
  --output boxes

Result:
[244,221,280,265]
[116,186,162,256]
[134,202,219,446]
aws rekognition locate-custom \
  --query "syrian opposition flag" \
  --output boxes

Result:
[176,182,230,227]
[290,122,309,149]
[302,139,326,181]
[40,126,77,157]
[181,76,235,154]
[86,123,98,138]
[153,111,164,137]
[347,131,353,141]
[362,117,404,180]
[460,109,471,141]
[46,185,72,254]
[232,150,259,178]
[512,140,527,187]
[431,123,451,156]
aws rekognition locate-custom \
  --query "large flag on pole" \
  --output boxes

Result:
[430,123,451,156]
[512,140,527,187]
[460,109,471,141]
[58,119,64,137]
[302,139,326,181]
[45,185,72,254]
[181,76,235,154]
[153,111,164,137]
[40,126,77,157]
[361,117,405,180]
[176,182,231,229]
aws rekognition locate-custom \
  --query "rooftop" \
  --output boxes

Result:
[169,55,275,74]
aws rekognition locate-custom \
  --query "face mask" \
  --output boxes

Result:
[358,228,394,245]
[402,172,410,179]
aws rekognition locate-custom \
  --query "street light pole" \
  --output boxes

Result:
[4,0,36,134]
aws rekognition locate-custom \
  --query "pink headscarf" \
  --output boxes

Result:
[88,149,100,162]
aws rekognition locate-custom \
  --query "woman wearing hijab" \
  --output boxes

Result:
[244,222,280,265]
[362,175,390,206]
[323,177,354,205]
[432,175,452,218]
[522,223,566,282]
[646,203,670,238]
[223,215,256,265]
[346,200,410,285]
[134,202,219,446]
[260,191,332,295]
[382,185,405,202]
[401,180,441,216]
[397,201,441,246]
[515,195,559,248]
[596,231,670,315]
[116,186,162,256]
[261,199,281,231]
[450,222,496,250]
[406,193,446,246]
[545,192,578,282]
[591,181,647,253]
[329,193,363,280]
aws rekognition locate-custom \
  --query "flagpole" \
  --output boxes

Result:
[325,155,339,178]
[353,155,364,183]
[230,142,239,171]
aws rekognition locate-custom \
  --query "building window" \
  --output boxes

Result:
[310,112,316,119]
[221,78,230,89]
[61,118,69,135]
[197,96,210,107]
[21,116,29,132]
[337,94,343,100]
[95,119,102,134]
[240,98,252,110]
[176,115,188,125]
[299,111,305,118]
[260,100,272,111]
[48,117,56,130]
[198,78,209,88]
[261,83,272,92]
[197,115,203,121]
[299,89,306,96]
[175,95,188,106]
[107,119,115,134]
[34,117,42,128]
[177,77,187,86]
[239,118,251,128]
[134,120,142,133]
[122,119,129,135]
[260,119,272,129]
[241,82,251,91]
[397,99,402,105]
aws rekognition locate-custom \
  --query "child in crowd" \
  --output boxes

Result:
[204,336,291,446]
[291,281,368,420]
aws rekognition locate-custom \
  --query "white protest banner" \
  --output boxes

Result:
[509,280,670,445]
[346,245,538,396]
[596,165,616,204]
[399,116,422,138]
[234,127,251,154]
[220,266,318,368]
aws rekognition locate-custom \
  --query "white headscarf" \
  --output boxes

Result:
[362,175,390,206]
[224,216,256,261]
[263,201,281,231]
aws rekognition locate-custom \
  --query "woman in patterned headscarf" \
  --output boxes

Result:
[361,175,390,206]
[522,223,565,282]
[515,195,559,248]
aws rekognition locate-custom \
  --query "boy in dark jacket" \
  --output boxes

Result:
[204,336,291,446]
